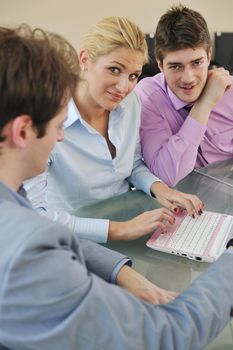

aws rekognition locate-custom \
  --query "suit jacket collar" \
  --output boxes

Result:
[0,182,32,209]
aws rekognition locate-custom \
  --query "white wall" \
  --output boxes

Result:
[1,0,233,49]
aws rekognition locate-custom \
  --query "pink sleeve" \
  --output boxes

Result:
[139,96,206,187]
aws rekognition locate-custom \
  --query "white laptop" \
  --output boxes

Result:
[146,210,233,263]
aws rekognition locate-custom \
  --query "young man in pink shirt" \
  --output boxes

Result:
[135,4,233,187]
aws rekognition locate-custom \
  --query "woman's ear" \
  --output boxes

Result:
[11,115,33,149]
[79,49,89,71]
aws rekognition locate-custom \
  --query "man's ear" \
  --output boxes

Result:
[79,49,90,71]
[207,48,212,65]
[157,59,163,72]
[11,115,34,149]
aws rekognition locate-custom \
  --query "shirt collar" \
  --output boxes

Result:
[0,181,32,208]
[167,85,192,111]
[65,96,128,129]
[64,98,80,128]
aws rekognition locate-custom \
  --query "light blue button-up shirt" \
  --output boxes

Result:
[25,91,161,242]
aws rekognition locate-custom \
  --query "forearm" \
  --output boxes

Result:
[79,238,132,282]
[189,99,213,124]
[128,163,161,195]
[148,142,197,187]
[24,172,109,243]
[108,221,127,240]
[142,117,206,186]
[116,264,178,304]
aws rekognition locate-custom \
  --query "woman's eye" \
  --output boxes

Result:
[109,67,120,74]
[129,73,139,81]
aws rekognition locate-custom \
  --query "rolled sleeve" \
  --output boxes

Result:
[135,171,162,196]
[109,258,132,284]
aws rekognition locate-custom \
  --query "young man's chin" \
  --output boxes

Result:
[177,89,201,104]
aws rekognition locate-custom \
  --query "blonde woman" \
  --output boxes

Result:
[25,17,203,243]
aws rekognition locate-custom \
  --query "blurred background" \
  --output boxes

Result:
[1,0,233,74]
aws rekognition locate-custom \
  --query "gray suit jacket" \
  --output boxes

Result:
[0,182,233,350]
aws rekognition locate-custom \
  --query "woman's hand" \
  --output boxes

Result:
[151,182,204,217]
[117,265,178,304]
[109,207,175,240]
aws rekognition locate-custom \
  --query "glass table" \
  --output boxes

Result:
[76,159,233,349]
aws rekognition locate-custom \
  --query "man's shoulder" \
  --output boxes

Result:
[135,73,168,101]
[0,190,73,252]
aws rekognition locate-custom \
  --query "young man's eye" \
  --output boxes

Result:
[169,65,182,71]
[193,60,202,66]
[109,67,121,74]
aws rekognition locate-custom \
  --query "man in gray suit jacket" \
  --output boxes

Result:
[0,24,233,350]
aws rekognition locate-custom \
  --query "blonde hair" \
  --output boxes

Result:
[80,17,148,64]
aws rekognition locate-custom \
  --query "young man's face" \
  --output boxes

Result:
[158,46,211,103]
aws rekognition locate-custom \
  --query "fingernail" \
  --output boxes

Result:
[198,209,203,215]
[192,214,195,219]
[173,207,178,213]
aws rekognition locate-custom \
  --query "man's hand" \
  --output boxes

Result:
[190,67,232,124]
[116,265,178,304]
[150,182,203,218]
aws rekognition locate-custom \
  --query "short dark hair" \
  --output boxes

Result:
[155,4,211,62]
[0,24,80,142]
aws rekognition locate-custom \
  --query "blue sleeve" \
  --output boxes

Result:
[78,238,132,282]
[109,258,132,284]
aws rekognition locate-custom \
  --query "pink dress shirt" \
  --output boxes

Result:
[135,73,233,187]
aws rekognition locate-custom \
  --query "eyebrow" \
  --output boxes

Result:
[166,56,205,66]
[110,60,142,73]
[110,60,126,68]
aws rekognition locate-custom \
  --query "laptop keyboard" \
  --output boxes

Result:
[151,211,233,257]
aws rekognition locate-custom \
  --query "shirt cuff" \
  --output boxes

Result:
[138,173,162,197]
[74,217,110,243]
[109,258,132,284]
